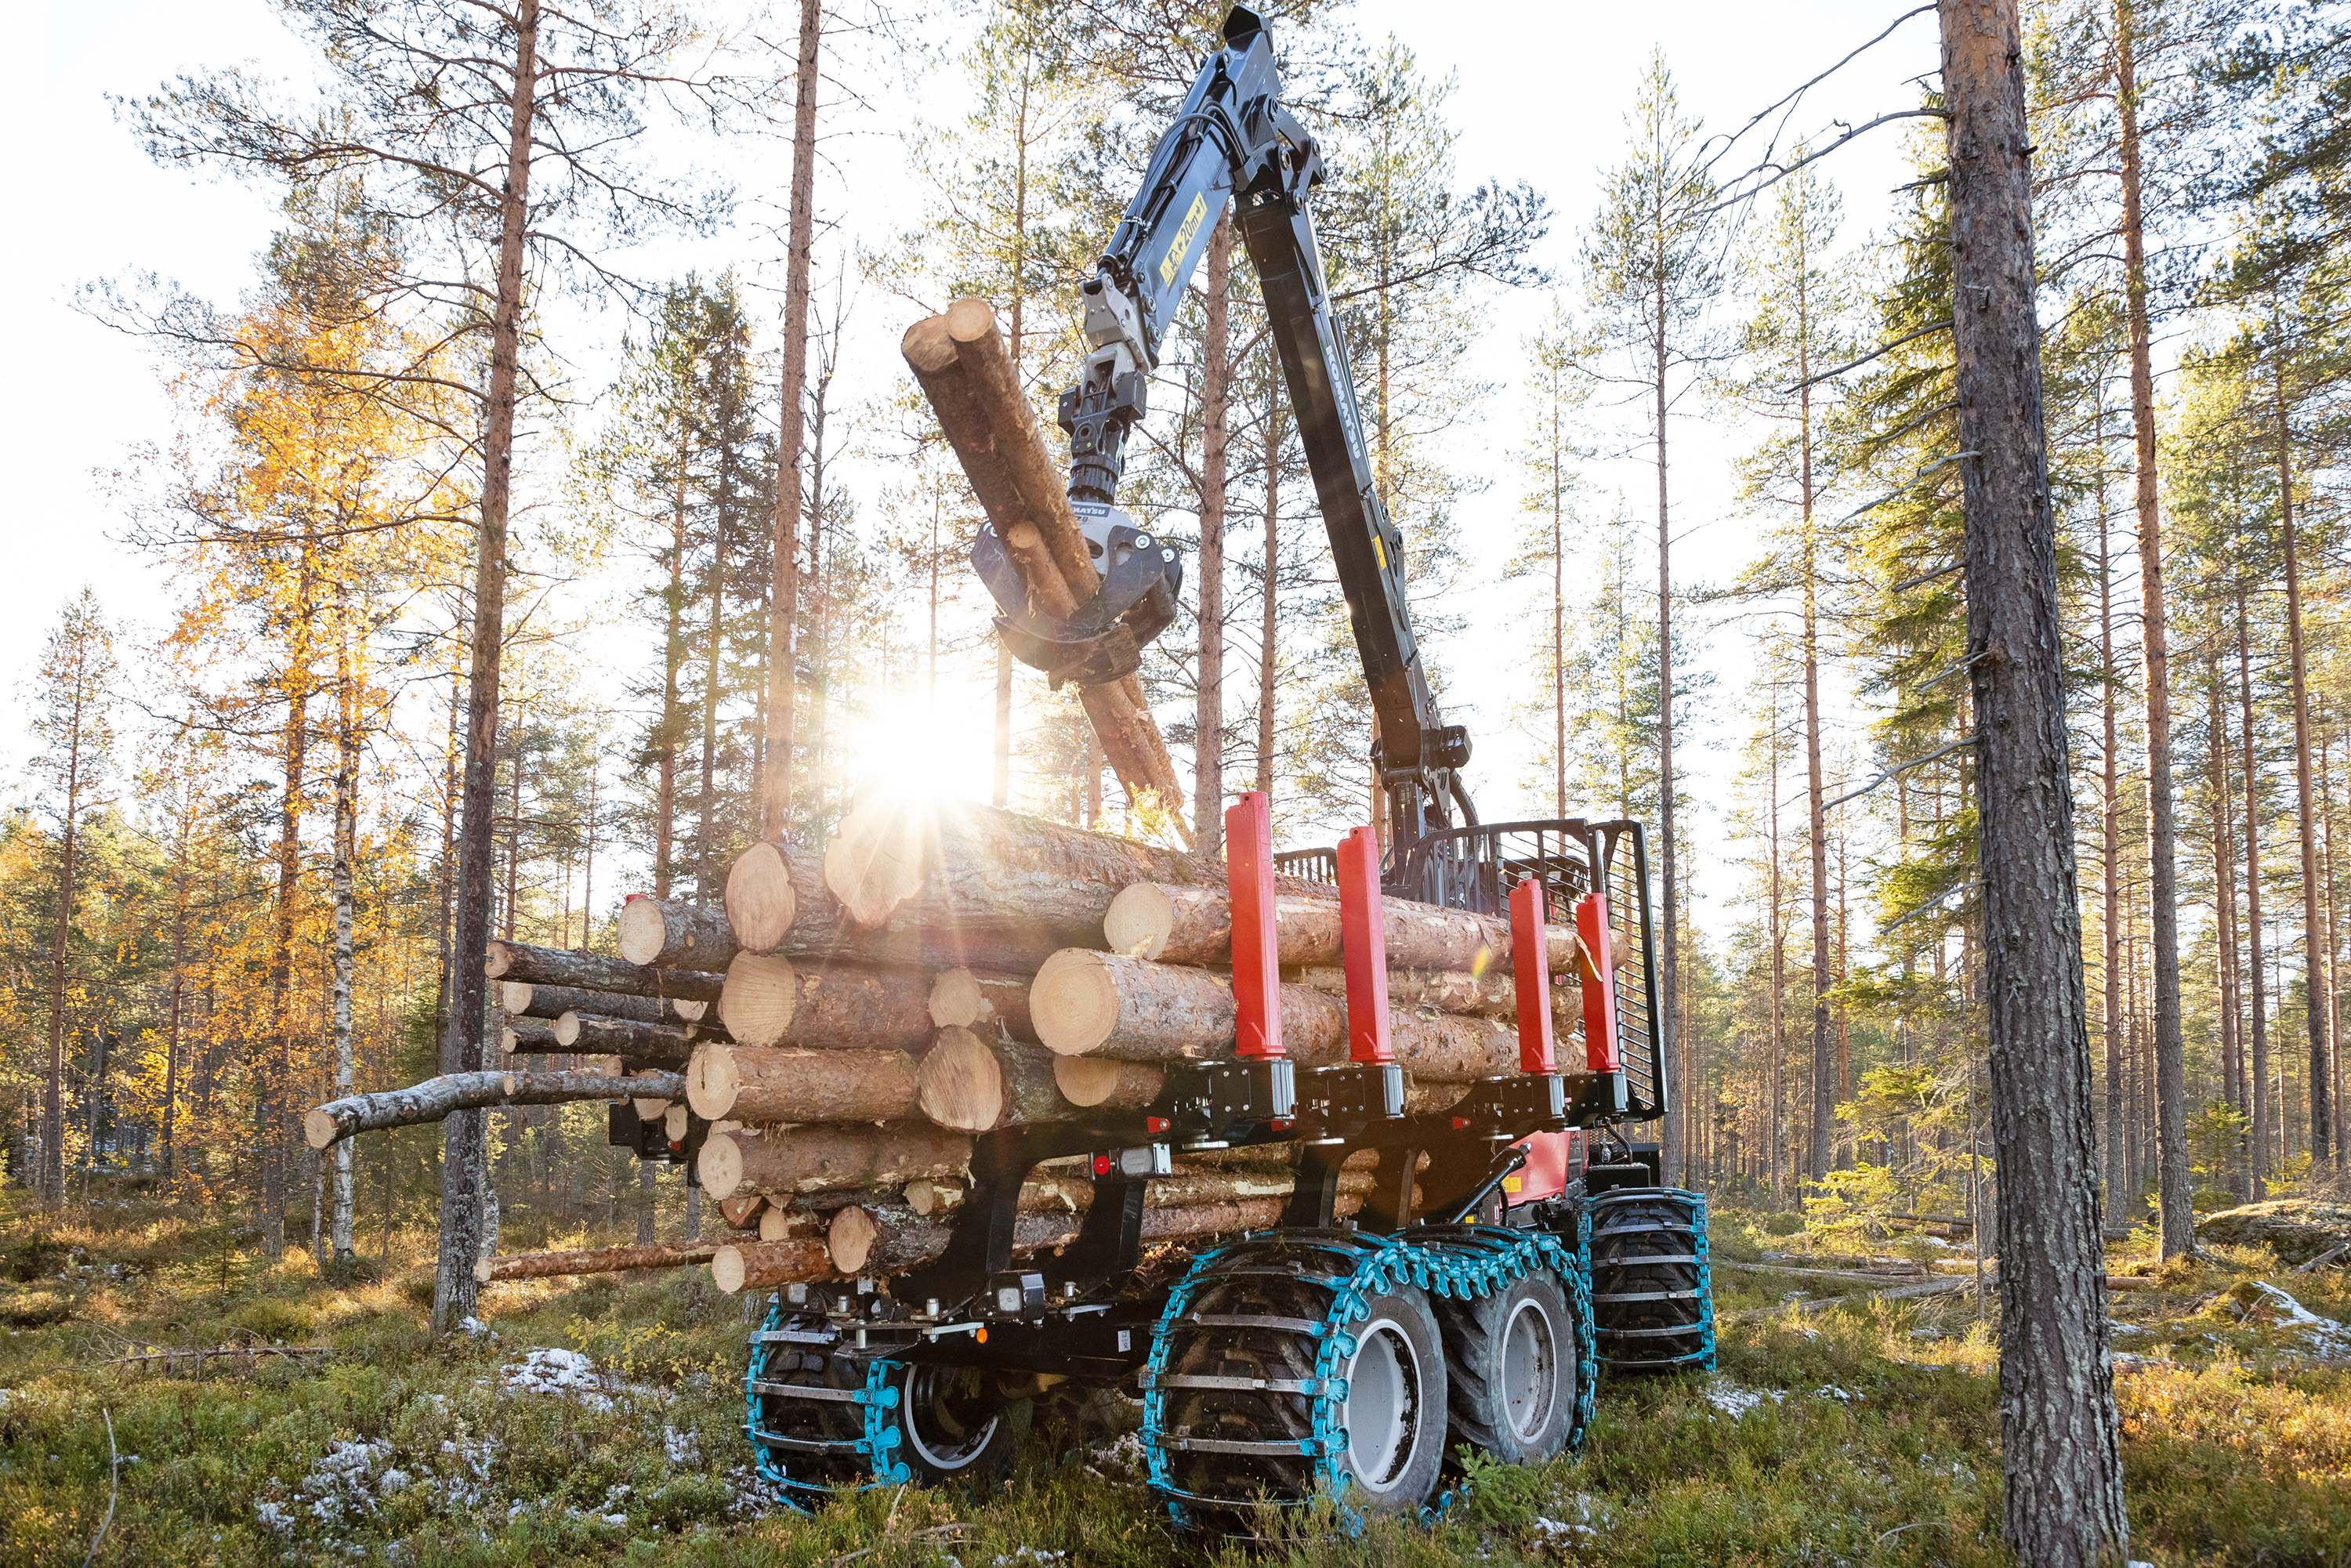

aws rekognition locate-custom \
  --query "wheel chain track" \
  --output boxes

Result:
[741,1301,913,1508]
[1140,1222,1596,1530]
[1588,1187,1715,1373]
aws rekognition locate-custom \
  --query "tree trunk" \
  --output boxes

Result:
[1195,214,1232,856]
[484,940,725,1004]
[697,1124,971,1200]
[2208,654,2248,1196]
[2100,483,2127,1205]
[552,1013,697,1064]
[2241,599,2272,1188]
[306,1070,668,1147]
[1103,882,1574,973]
[262,538,315,1258]
[2116,0,2193,1258]
[1941,1,2131,1557]
[331,578,360,1264]
[476,1239,723,1284]
[683,1041,922,1123]
[433,0,537,1334]
[2274,319,2331,1164]
[719,954,936,1052]
[41,654,86,1208]
[1654,237,1680,1187]
[1257,389,1281,798]
[763,0,820,835]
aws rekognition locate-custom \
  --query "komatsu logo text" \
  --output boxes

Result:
[1161,192,1208,285]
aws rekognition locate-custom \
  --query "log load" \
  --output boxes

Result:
[697,1123,973,1201]
[1029,949,1526,1077]
[711,1237,836,1294]
[304,1070,677,1148]
[929,967,1038,1044]
[915,1027,1076,1132]
[474,1240,724,1284]
[719,953,938,1052]
[615,897,740,972]
[484,940,723,1005]
[902,1166,1376,1219]
[1103,882,1581,975]
[554,1012,697,1066]
[502,981,708,1027]
[902,302,1186,827]
[684,1041,923,1124]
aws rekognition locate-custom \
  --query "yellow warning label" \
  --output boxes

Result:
[1161,191,1208,286]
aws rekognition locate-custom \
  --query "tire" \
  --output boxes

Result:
[1588,1188,1715,1373]
[886,1363,1030,1487]
[1331,1284,1450,1512]
[1440,1268,1577,1467]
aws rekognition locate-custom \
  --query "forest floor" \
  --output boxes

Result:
[3,1190,2349,1567]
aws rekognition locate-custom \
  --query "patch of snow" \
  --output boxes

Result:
[502,1347,615,1410]
[1815,1385,1859,1403]
[663,1424,699,1466]
[991,1552,1066,1565]
[456,1316,498,1340]
[2235,1281,2351,1354]
[1699,1378,1784,1418]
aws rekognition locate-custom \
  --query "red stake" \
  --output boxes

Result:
[1576,893,1621,1074]
[1337,825,1393,1064]
[1509,878,1557,1074]
[1226,791,1284,1059]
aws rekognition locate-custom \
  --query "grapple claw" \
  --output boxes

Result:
[973,509,1184,687]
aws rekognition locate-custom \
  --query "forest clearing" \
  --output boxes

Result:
[11,0,2351,1559]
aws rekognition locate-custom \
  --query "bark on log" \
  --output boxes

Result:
[1052,1055,1165,1110]
[615,897,740,971]
[821,794,1248,959]
[711,1238,835,1294]
[684,1041,924,1124]
[501,1018,562,1056]
[554,1012,697,1066]
[902,308,1185,824]
[475,1240,722,1284]
[723,837,801,954]
[305,1070,675,1148]
[823,1193,1359,1278]
[916,1027,1076,1132]
[697,1124,973,1200]
[1104,882,1578,974]
[1294,965,1576,1024]
[483,940,725,1005]
[900,1168,1371,1219]
[1031,949,1523,1076]
[929,968,1038,1044]
[502,982,708,1027]
[719,953,937,1052]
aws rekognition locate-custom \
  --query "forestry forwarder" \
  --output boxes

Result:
[734,8,1712,1529]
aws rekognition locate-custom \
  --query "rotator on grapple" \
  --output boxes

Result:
[737,5,1714,1528]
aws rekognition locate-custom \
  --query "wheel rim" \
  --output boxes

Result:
[1502,1295,1560,1442]
[1340,1318,1422,1494]
[901,1366,1000,1472]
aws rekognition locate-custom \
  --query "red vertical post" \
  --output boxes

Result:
[1336,825,1393,1064]
[1576,893,1621,1074]
[1509,879,1558,1074]
[1226,791,1284,1059]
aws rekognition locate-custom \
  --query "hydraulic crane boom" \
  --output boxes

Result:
[975,5,1474,865]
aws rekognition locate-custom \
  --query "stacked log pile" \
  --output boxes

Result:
[308,788,1592,1295]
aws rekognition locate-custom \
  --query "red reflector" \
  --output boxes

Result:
[1093,1154,1112,1176]
[1451,1117,1469,1130]
[1269,1118,1291,1131]
[1146,1117,1170,1133]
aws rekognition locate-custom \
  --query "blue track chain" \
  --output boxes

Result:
[1588,1188,1715,1373]
[1139,1222,1591,1530]
[742,1298,911,1508]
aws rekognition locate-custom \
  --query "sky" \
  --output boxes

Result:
[0,0,1945,940]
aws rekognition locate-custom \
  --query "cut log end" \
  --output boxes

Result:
[699,1131,746,1200]
[944,295,998,345]
[1102,882,1175,961]
[614,897,668,966]
[685,1043,741,1121]
[929,968,983,1028]
[719,952,798,1048]
[1052,1055,1164,1110]
[828,1204,879,1274]
[302,1109,342,1150]
[724,840,799,954]
[918,1026,1004,1132]
[824,794,934,928]
[1031,949,1121,1056]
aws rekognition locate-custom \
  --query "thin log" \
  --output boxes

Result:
[502,983,708,1027]
[685,1041,923,1124]
[475,1239,723,1284]
[1052,1055,1165,1110]
[916,1027,1076,1132]
[929,968,1038,1044]
[502,1018,561,1055]
[555,1013,696,1066]
[1104,882,1579,974]
[615,897,740,971]
[697,1124,972,1200]
[719,952,936,1052]
[723,837,801,954]
[304,1071,675,1149]
[484,940,723,1004]
[711,1237,835,1294]
[1031,949,1523,1076]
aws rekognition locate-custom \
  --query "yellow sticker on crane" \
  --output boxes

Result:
[1161,191,1209,287]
